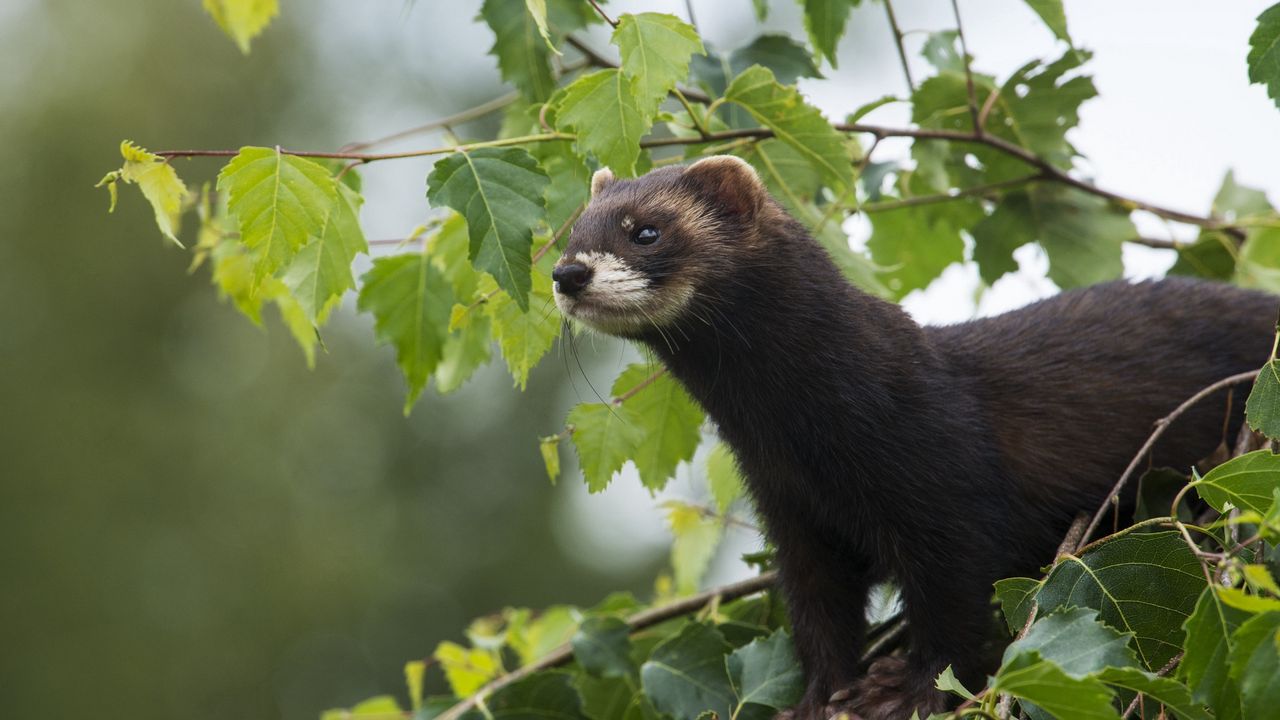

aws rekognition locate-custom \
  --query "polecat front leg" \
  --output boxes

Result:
[770,531,880,720]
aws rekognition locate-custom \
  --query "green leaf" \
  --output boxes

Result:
[481,0,556,101]
[1037,531,1204,670]
[612,365,703,492]
[934,666,975,701]
[487,271,560,389]
[1212,169,1275,220]
[436,314,492,394]
[281,184,367,324]
[1248,361,1280,441]
[459,671,590,720]
[1169,232,1238,281]
[613,13,704,109]
[1022,0,1071,43]
[1180,587,1249,720]
[971,185,1131,288]
[752,0,769,21]
[539,435,562,484]
[202,0,278,53]
[1004,608,1138,678]
[798,0,860,68]
[427,148,549,311]
[572,616,635,679]
[666,501,723,595]
[868,200,982,299]
[992,651,1120,720]
[557,69,661,177]
[726,630,804,711]
[1248,4,1280,110]
[1194,450,1280,515]
[405,660,426,712]
[1227,611,1280,718]
[735,139,821,218]
[707,443,745,515]
[569,402,643,493]
[1217,586,1280,613]
[217,147,338,286]
[692,35,820,127]
[995,577,1042,636]
[508,606,579,666]
[640,622,735,720]
[1237,226,1280,293]
[525,0,558,53]
[1093,667,1210,720]
[357,252,454,414]
[434,641,500,697]
[101,141,190,246]
[576,675,658,720]
[725,65,854,191]
[532,140,592,232]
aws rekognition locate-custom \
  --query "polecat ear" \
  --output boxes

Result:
[682,155,766,219]
[591,168,615,197]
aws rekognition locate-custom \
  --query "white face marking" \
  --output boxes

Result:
[620,215,635,232]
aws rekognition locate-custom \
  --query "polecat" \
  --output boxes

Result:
[552,156,1276,720]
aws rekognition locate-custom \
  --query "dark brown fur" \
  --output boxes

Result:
[555,158,1277,719]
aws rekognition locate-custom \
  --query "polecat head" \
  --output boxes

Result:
[552,155,771,337]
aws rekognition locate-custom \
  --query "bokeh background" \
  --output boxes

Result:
[2,1,1277,719]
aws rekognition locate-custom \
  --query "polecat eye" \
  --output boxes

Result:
[633,226,660,245]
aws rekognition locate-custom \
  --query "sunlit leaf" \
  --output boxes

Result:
[613,13,704,109]
[100,141,190,246]
[557,69,661,177]
[569,402,643,493]
[613,364,703,492]
[281,184,367,324]
[217,147,338,286]
[707,442,744,515]
[202,0,278,53]
[486,271,559,389]
[665,501,723,595]
[1248,361,1280,441]
[1194,450,1280,515]
[434,641,500,698]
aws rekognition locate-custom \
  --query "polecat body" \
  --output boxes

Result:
[552,156,1276,720]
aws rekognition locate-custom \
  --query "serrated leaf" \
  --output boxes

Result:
[1227,611,1280,718]
[1248,4,1280,110]
[573,616,635,679]
[726,630,803,711]
[640,622,735,720]
[203,0,278,53]
[569,402,643,493]
[994,577,1042,636]
[525,0,558,53]
[436,314,492,394]
[1194,450,1280,515]
[992,651,1120,720]
[557,69,661,177]
[104,141,190,246]
[692,35,820,129]
[665,502,723,595]
[1180,587,1248,720]
[434,641,500,698]
[357,252,453,413]
[1023,0,1071,43]
[612,365,703,492]
[1004,608,1139,679]
[1248,362,1280,441]
[532,140,592,231]
[798,0,860,68]
[427,148,548,311]
[707,443,744,515]
[868,201,981,299]
[281,184,367,324]
[481,0,556,101]
[614,13,704,109]
[736,139,821,217]
[428,212,482,301]
[1037,531,1203,670]
[487,271,560,388]
[971,185,1130,288]
[459,671,589,720]
[1212,169,1274,220]
[217,147,338,286]
[725,65,853,191]
[1094,667,1210,720]
[934,666,975,700]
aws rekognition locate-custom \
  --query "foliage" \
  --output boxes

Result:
[102,1,1280,718]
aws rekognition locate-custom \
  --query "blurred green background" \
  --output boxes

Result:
[0,3,671,718]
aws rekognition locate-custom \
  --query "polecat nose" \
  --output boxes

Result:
[552,263,592,296]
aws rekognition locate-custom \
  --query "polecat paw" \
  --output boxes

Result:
[845,657,947,720]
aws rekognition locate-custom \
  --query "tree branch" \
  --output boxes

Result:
[882,0,916,93]
[433,571,778,720]
[586,0,616,28]
[340,91,519,153]
[1076,369,1262,551]
[861,173,1045,213]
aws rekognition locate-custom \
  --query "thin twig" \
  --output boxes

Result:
[949,0,982,133]
[341,92,519,153]
[883,0,916,93]
[433,571,778,720]
[613,369,667,404]
[861,173,1044,213]
[1120,652,1182,719]
[157,132,572,163]
[586,0,616,27]
[1077,370,1262,550]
